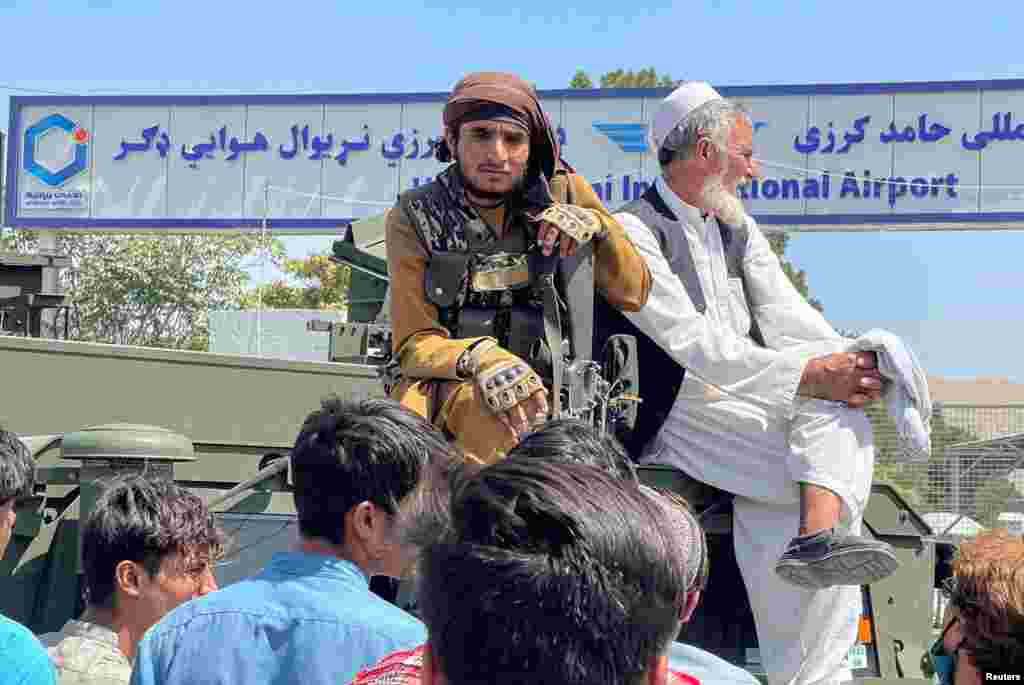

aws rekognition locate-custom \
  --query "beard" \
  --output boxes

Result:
[699,169,748,227]
[456,158,527,205]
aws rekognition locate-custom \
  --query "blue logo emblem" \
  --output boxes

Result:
[23,113,90,187]
[592,122,648,153]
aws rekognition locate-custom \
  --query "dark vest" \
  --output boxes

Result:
[398,165,573,370]
[594,184,764,457]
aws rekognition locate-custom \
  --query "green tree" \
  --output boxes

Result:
[569,70,594,89]
[240,252,350,311]
[867,400,981,516]
[765,231,824,312]
[569,68,673,89]
[4,230,268,350]
[974,478,1019,529]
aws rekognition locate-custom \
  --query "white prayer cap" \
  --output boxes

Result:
[649,81,724,154]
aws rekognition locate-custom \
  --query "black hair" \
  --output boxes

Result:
[290,395,454,545]
[418,459,687,685]
[508,418,636,482]
[82,474,224,608]
[0,427,34,504]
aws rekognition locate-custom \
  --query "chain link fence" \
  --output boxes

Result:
[869,402,1024,541]
[868,402,1024,627]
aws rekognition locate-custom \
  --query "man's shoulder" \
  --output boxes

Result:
[0,613,45,653]
[0,614,56,683]
[396,178,443,205]
[142,575,273,641]
[144,573,423,646]
[46,637,132,684]
[357,594,427,643]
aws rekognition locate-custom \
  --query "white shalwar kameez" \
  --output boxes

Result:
[616,177,872,685]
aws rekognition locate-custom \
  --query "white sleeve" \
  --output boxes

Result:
[615,211,807,414]
[742,217,844,349]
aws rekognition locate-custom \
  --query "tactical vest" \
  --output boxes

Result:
[594,184,765,457]
[398,165,573,375]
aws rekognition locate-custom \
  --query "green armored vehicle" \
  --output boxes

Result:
[0,239,940,684]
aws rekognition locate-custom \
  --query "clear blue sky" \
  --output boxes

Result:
[2,0,1022,381]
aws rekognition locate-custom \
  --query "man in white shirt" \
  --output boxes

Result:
[608,82,898,685]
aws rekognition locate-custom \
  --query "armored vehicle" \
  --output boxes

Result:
[0,236,940,684]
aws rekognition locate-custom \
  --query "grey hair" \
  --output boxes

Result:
[658,98,748,167]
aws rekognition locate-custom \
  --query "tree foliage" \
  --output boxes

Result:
[974,478,1020,529]
[3,229,266,350]
[569,67,674,89]
[240,253,350,311]
[866,400,988,520]
[765,231,824,312]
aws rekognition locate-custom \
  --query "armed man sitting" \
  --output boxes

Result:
[386,71,651,462]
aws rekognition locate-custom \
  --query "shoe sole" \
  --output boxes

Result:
[775,547,900,590]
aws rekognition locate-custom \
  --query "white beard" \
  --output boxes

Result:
[699,172,748,228]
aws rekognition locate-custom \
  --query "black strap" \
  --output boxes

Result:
[559,241,594,363]
[537,256,564,416]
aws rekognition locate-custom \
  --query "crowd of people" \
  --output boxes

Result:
[1,71,1022,685]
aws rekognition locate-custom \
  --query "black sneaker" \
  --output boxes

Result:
[774,529,900,589]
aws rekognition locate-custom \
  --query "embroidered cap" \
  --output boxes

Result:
[650,81,724,154]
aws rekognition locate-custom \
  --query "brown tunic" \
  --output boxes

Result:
[386,172,651,381]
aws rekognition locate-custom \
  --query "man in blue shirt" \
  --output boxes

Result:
[130,397,459,685]
[0,426,56,685]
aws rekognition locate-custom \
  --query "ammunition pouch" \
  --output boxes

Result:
[457,307,498,340]
[424,252,471,309]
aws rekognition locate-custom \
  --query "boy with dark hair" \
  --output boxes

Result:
[40,475,223,683]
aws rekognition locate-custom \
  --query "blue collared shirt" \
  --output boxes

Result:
[130,551,426,685]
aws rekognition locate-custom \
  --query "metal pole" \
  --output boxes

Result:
[208,458,288,512]
[259,181,269,357]
[37,230,59,337]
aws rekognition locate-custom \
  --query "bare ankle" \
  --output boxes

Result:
[799,483,842,537]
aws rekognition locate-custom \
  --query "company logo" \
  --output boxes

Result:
[594,120,767,152]
[23,113,90,187]
[592,122,648,153]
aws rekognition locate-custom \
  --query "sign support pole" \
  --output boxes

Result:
[258,181,270,357]
[38,229,59,336]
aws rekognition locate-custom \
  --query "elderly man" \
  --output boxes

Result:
[604,81,899,685]
[131,397,459,685]
[386,71,651,463]
[40,475,223,684]
[0,426,56,685]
